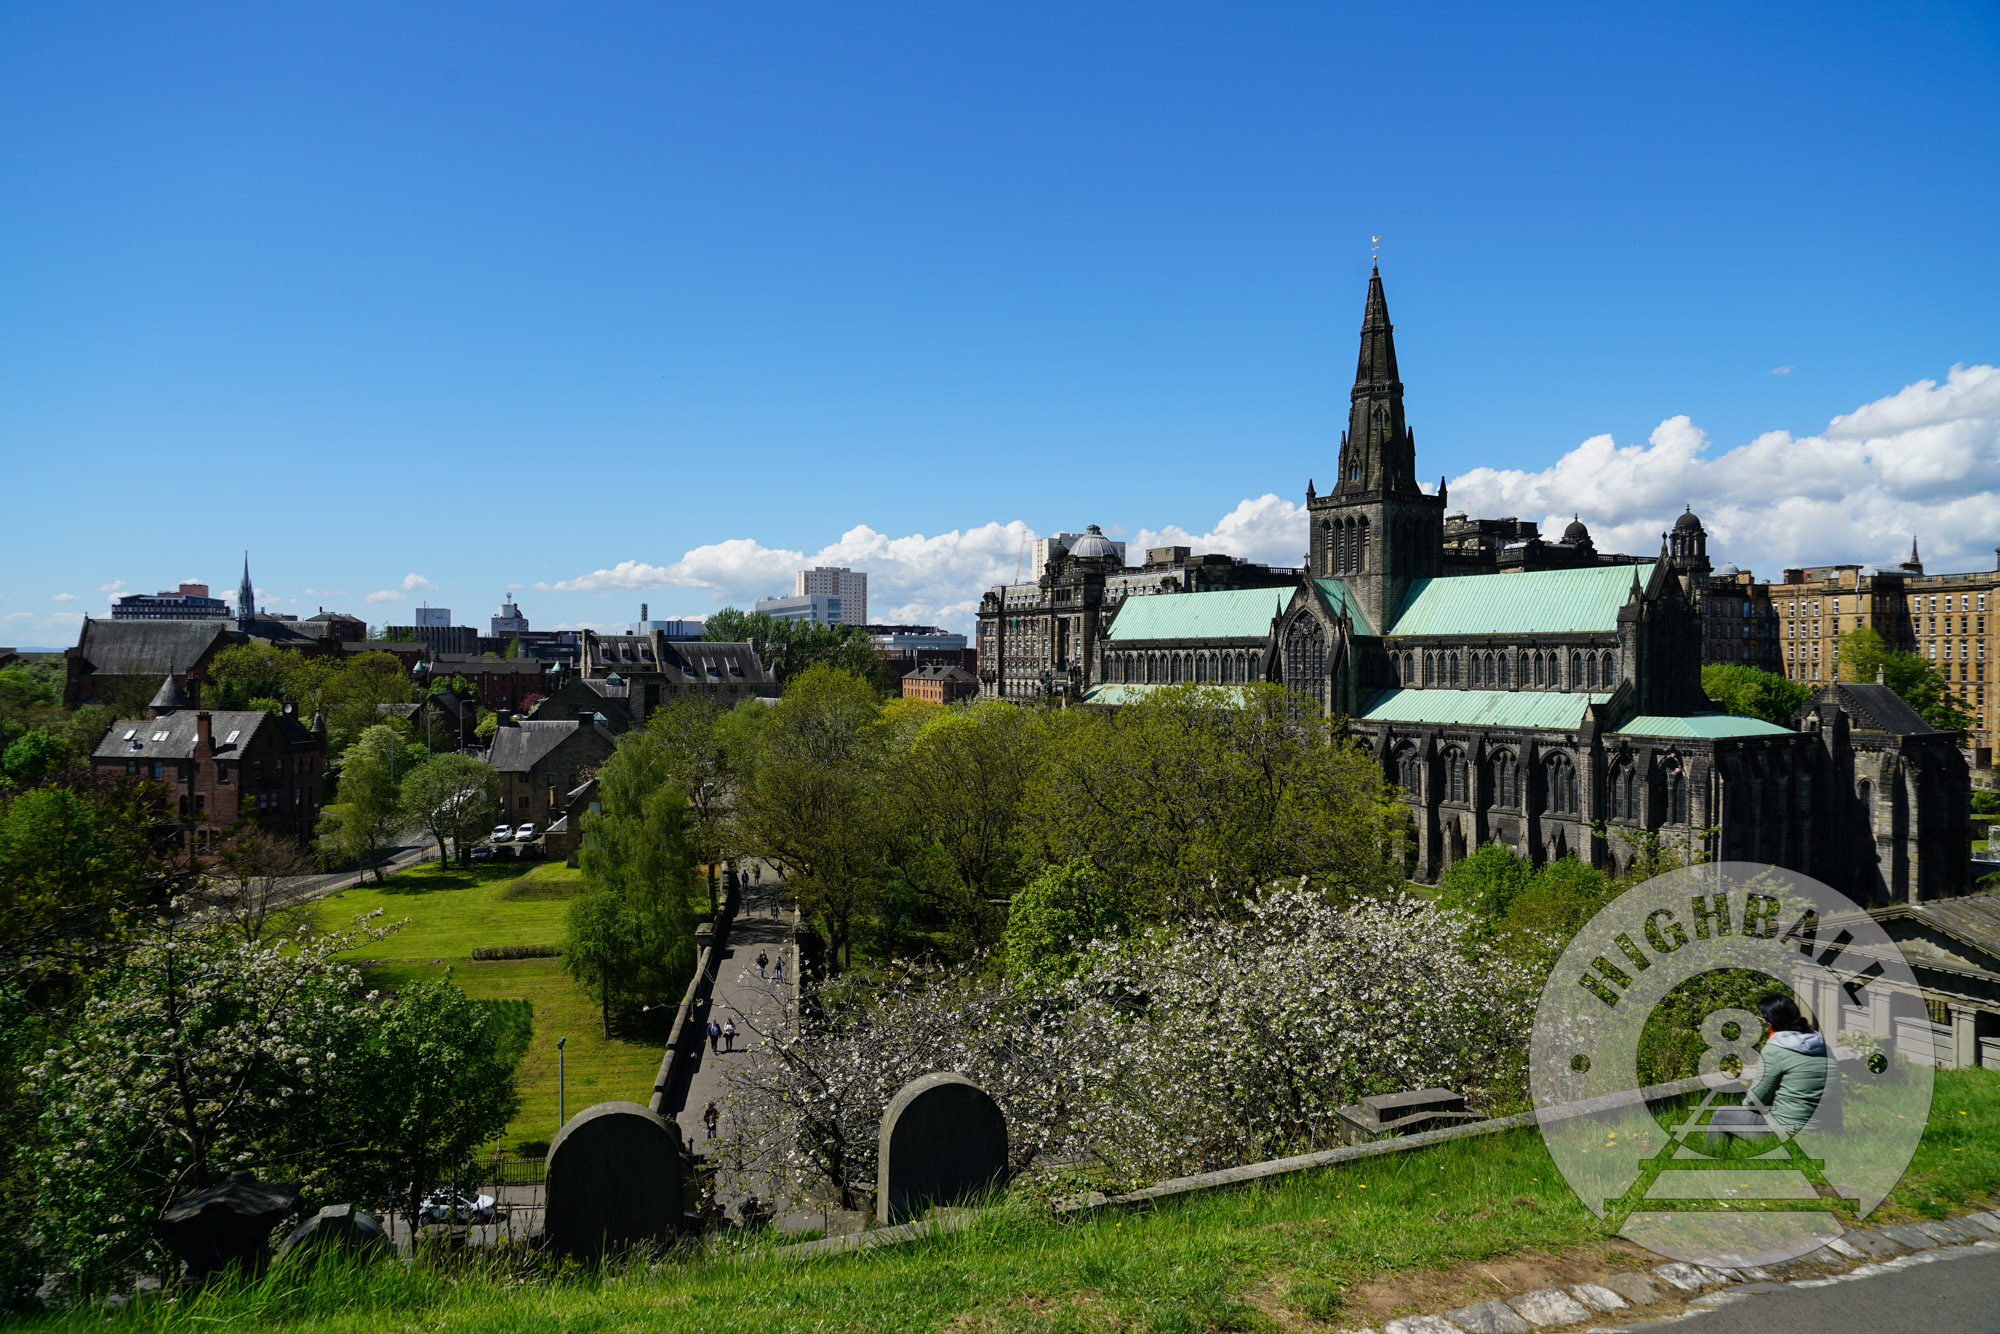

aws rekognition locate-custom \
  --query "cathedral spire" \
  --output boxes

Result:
[1336,264,1416,496]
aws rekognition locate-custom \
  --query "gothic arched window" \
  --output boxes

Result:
[1449,654,1461,686]
[1445,747,1468,803]
[1664,761,1686,824]
[1545,753,1577,814]
[1571,652,1584,687]
[1355,516,1369,573]
[1284,616,1326,703]
[1423,653,1435,686]
[1601,650,1616,686]
[1498,654,1511,687]
[1494,750,1518,807]
[1394,744,1423,794]
[1195,655,1207,684]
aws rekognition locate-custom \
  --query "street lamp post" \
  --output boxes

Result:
[556,1035,566,1127]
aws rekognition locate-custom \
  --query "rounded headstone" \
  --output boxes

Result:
[153,1171,300,1281]
[876,1073,1008,1224]
[276,1203,391,1262]
[543,1100,683,1256]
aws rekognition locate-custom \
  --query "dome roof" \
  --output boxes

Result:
[1068,524,1118,559]
[1562,515,1590,544]
[1674,505,1703,532]
[1715,562,1740,579]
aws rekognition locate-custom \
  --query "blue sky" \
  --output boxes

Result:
[3,2,1997,641]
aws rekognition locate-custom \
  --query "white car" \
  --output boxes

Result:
[490,824,514,844]
[417,1190,497,1226]
[515,822,537,842]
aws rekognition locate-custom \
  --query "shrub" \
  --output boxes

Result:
[1003,859,1127,984]
[470,944,561,960]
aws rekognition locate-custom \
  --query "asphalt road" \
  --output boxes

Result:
[1664,1245,2000,1334]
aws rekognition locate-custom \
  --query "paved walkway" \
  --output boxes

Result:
[666,863,796,1203]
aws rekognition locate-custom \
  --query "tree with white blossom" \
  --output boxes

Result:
[719,878,1536,1207]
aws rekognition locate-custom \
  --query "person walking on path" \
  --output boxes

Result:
[772,957,785,986]
[722,1019,736,1052]
[703,1101,719,1141]
[757,950,769,978]
[707,1019,721,1053]
[753,865,761,883]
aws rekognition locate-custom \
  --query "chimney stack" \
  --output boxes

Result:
[196,711,214,754]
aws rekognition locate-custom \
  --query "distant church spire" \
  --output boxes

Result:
[1336,263,1416,496]
[237,551,255,629]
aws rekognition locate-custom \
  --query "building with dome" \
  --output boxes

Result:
[974,265,1971,904]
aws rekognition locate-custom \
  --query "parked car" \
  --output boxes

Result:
[491,823,514,843]
[417,1190,497,1226]
[515,822,537,842]
[469,845,493,861]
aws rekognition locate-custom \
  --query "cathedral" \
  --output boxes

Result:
[976,266,1971,904]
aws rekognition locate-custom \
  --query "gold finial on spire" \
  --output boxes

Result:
[1371,234,1381,261]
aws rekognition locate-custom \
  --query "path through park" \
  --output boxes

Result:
[666,862,797,1215]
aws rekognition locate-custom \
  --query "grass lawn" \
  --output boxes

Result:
[316,859,662,1150]
[40,1069,2000,1333]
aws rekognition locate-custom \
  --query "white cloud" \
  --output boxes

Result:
[533,363,2000,633]
[2,608,85,645]
[97,579,126,594]
[399,573,436,591]
[365,589,407,604]
[300,587,349,598]
[1446,363,2000,576]
[1771,366,1793,375]
[50,593,77,602]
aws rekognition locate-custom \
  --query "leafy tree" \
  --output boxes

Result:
[1496,855,1618,947]
[1835,624,1977,732]
[1,729,70,785]
[205,644,416,757]
[399,753,501,865]
[637,695,735,913]
[564,740,700,1034]
[1003,858,1127,984]
[474,709,499,743]
[1701,663,1811,725]
[316,724,405,881]
[0,777,180,1002]
[1434,844,1532,921]
[331,977,522,1228]
[736,664,889,969]
[1018,683,1406,920]
[884,702,1045,949]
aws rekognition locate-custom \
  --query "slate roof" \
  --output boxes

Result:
[1387,564,1651,638]
[1613,714,1794,739]
[486,720,590,773]
[91,708,304,761]
[1357,688,1613,730]
[72,619,234,677]
[1878,893,2000,975]
[1105,588,1289,642]
[904,664,978,683]
[1313,578,1376,636]
[1832,682,1938,736]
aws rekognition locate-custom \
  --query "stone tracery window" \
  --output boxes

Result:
[1494,750,1518,807]
[1544,752,1577,814]
[1284,617,1327,702]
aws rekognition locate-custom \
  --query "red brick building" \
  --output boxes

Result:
[433,652,557,713]
[901,663,980,704]
[90,674,327,853]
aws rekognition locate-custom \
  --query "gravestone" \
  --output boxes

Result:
[876,1072,1008,1225]
[543,1100,683,1256]
[276,1203,391,1262]
[152,1171,300,1282]
[1335,1087,1481,1143]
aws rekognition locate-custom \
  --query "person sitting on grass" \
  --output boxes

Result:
[1705,993,1829,1147]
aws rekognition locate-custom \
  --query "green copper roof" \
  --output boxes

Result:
[1313,578,1375,636]
[1105,587,1289,642]
[1613,714,1794,739]
[1387,563,1652,637]
[1358,688,1612,730]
